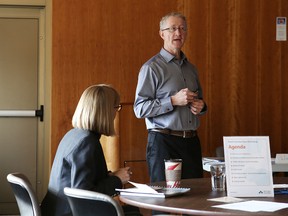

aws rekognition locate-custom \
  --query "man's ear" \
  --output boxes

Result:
[159,30,165,39]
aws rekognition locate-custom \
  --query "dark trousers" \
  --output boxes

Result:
[147,131,203,184]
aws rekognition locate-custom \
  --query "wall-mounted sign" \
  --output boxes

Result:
[276,17,286,41]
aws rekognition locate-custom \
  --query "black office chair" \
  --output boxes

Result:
[64,187,125,216]
[7,172,41,216]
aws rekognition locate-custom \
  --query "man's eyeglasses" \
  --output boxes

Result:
[161,26,187,33]
[114,104,122,112]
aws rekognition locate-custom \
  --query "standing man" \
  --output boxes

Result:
[134,12,207,184]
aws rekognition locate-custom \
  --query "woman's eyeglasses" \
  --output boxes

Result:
[114,104,122,112]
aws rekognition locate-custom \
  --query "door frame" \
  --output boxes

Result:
[0,0,52,201]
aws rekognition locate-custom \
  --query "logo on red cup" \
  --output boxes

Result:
[164,159,182,188]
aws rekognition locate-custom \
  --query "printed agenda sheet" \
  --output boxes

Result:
[223,136,274,197]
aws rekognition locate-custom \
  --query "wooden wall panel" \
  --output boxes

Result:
[182,0,288,157]
[182,0,211,155]
[119,103,149,183]
[258,0,282,155]
[51,0,177,155]
[52,0,288,181]
[119,104,147,161]
[282,1,288,153]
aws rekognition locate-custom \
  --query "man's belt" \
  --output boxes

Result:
[150,128,197,138]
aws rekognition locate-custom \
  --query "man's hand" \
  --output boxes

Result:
[189,99,205,115]
[171,88,198,106]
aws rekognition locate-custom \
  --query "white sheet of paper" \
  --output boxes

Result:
[128,181,158,193]
[273,184,288,189]
[213,200,288,212]
[207,196,244,203]
[223,136,274,197]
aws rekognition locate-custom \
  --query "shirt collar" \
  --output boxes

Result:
[160,48,187,63]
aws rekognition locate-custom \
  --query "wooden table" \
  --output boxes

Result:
[119,177,288,215]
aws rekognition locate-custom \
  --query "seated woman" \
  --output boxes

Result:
[41,84,141,216]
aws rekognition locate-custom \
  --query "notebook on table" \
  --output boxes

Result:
[116,181,190,198]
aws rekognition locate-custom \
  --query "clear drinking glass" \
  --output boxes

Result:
[210,163,226,191]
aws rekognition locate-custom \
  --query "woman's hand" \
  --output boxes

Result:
[112,167,132,184]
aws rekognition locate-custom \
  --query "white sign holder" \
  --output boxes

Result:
[275,153,288,164]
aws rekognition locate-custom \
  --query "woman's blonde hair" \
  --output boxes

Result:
[72,84,120,136]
